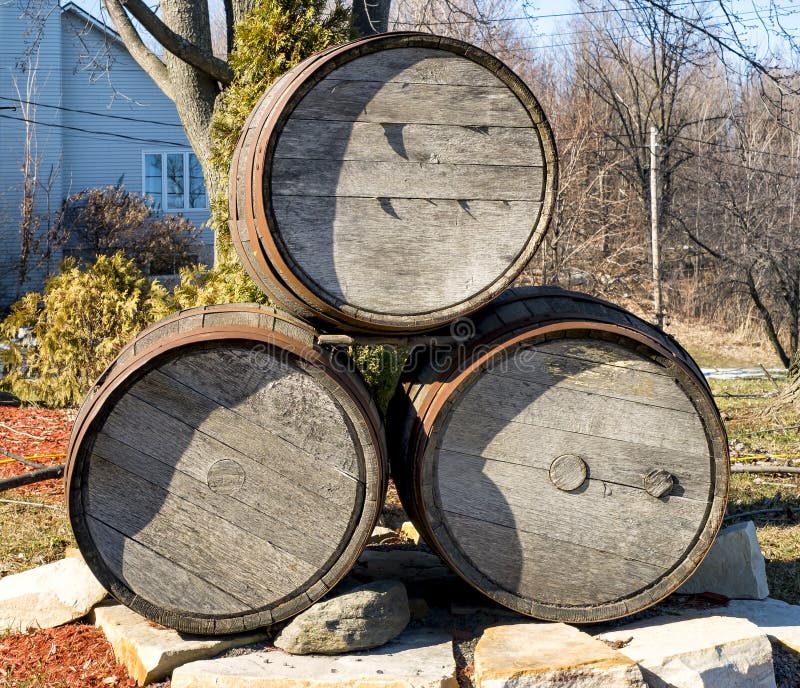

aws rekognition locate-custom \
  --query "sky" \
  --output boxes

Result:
[65,0,800,64]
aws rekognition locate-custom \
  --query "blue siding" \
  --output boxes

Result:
[0,2,213,310]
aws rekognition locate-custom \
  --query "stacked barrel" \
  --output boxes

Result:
[66,32,727,634]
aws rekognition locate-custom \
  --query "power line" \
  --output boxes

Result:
[0,95,184,127]
[0,113,186,147]
[393,0,800,27]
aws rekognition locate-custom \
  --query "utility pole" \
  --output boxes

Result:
[650,126,664,328]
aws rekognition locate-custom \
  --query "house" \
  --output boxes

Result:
[0,0,213,311]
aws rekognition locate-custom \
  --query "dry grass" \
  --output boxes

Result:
[709,375,800,604]
[0,493,74,578]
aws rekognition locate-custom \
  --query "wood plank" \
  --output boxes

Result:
[91,433,339,568]
[441,409,712,499]
[452,368,710,456]
[273,196,540,313]
[291,80,532,127]
[275,121,542,167]
[441,511,668,606]
[436,451,707,569]
[484,344,697,413]
[85,457,310,608]
[99,392,356,541]
[158,347,361,479]
[145,364,360,488]
[327,48,504,86]
[86,515,250,615]
[271,159,543,201]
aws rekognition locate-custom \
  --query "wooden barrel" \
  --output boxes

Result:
[66,304,386,634]
[388,287,728,623]
[230,32,557,333]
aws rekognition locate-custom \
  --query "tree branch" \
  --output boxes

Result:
[103,0,173,99]
[117,0,233,84]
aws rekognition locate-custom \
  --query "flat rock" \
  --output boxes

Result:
[368,527,397,545]
[598,613,776,688]
[677,597,800,654]
[474,623,646,687]
[171,627,457,688]
[93,602,267,685]
[274,580,409,655]
[401,521,422,545]
[0,557,107,632]
[352,549,454,585]
[678,521,769,599]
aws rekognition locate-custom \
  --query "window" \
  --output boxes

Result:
[143,151,208,211]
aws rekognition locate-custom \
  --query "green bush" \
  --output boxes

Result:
[0,253,173,407]
[350,345,407,416]
[172,261,268,308]
[209,0,351,257]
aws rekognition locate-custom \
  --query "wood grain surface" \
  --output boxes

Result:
[229,36,557,331]
[388,286,728,623]
[67,304,387,634]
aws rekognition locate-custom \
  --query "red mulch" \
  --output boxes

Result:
[0,409,143,688]
[0,623,136,688]
[0,406,74,503]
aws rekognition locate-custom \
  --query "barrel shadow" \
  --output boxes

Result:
[271,54,431,312]
[78,341,357,633]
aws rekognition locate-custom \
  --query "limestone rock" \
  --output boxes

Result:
[598,613,776,688]
[93,602,267,685]
[368,526,397,545]
[678,597,800,654]
[171,627,457,688]
[401,521,422,544]
[274,580,409,655]
[678,521,769,599]
[353,549,453,585]
[0,557,107,632]
[474,623,646,687]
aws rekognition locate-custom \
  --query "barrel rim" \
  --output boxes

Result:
[406,319,728,623]
[237,31,558,332]
[66,312,385,634]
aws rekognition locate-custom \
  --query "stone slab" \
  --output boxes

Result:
[677,597,800,654]
[474,623,646,687]
[598,613,776,688]
[678,521,769,599]
[171,627,457,688]
[367,527,397,545]
[400,522,422,545]
[0,557,107,632]
[93,602,267,686]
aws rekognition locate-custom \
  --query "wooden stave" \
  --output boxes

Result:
[230,32,558,333]
[388,286,728,623]
[66,303,387,635]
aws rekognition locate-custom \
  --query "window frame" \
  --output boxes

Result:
[141,149,208,212]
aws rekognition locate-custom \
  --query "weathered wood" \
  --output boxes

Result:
[273,197,541,315]
[275,121,543,167]
[388,286,729,623]
[271,160,542,200]
[548,454,587,492]
[289,80,532,127]
[66,304,386,635]
[327,47,504,86]
[229,33,557,332]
